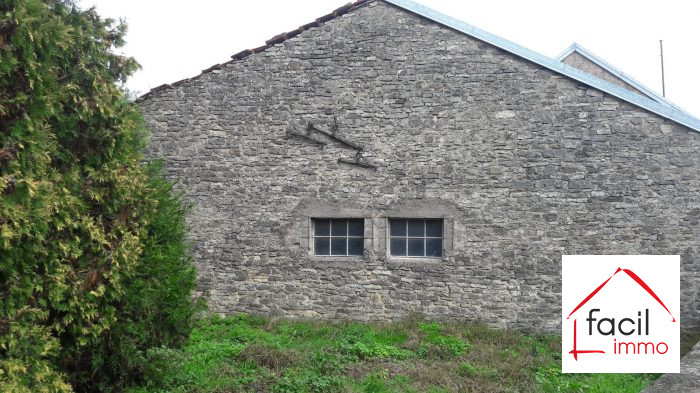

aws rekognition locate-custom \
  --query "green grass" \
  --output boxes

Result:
[127,313,676,392]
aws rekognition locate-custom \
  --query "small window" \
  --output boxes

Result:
[313,218,364,256]
[389,218,443,257]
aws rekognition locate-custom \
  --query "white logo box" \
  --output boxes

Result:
[562,255,679,373]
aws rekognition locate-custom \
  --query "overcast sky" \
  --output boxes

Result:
[78,0,700,117]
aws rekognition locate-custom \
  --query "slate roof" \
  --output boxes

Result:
[139,0,700,133]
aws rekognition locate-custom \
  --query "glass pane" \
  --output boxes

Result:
[407,219,424,237]
[407,238,425,256]
[426,238,442,257]
[331,237,347,255]
[348,219,364,237]
[331,219,347,236]
[314,219,330,236]
[348,238,363,256]
[426,219,443,237]
[389,219,406,236]
[314,237,330,255]
[390,238,406,256]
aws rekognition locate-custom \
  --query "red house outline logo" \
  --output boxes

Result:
[566,267,676,361]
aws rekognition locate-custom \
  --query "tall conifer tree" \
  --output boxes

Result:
[0,1,197,390]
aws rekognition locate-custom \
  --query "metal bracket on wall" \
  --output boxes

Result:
[307,123,364,151]
[285,128,326,146]
[291,120,377,170]
[338,151,377,170]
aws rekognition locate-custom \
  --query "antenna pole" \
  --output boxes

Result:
[659,40,666,97]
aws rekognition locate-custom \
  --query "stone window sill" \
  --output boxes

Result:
[308,255,366,262]
[385,256,444,269]
[299,254,369,269]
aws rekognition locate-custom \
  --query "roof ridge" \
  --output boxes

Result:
[137,0,373,101]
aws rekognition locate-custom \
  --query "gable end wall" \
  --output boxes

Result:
[140,1,700,330]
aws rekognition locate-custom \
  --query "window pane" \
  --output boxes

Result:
[389,219,406,236]
[426,238,442,257]
[407,219,424,237]
[348,238,363,256]
[331,219,347,236]
[331,237,346,255]
[425,219,443,237]
[314,219,330,236]
[314,237,330,255]
[348,219,364,237]
[407,238,425,256]
[390,238,406,256]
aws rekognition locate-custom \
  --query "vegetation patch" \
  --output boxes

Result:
[128,314,668,392]
[0,0,198,391]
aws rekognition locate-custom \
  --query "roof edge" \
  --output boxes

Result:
[138,0,700,133]
[383,0,700,133]
[555,42,581,62]
[136,0,373,102]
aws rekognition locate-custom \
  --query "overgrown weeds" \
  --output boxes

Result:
[127,313,670,392]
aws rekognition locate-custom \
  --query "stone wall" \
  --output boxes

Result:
[140,1,700,331]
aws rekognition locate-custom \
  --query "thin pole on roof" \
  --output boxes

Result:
[659,40,666,97]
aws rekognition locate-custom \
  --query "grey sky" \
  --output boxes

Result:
[79,0,700,117]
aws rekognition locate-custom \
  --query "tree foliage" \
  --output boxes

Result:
[0,0,197,391]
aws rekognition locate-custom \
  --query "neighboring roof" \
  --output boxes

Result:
[558,45,651,98]
[556,42,692,115]
[139,0,700,133]
[384,0,700,133]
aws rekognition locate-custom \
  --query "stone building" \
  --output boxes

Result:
[139,0,700,330]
